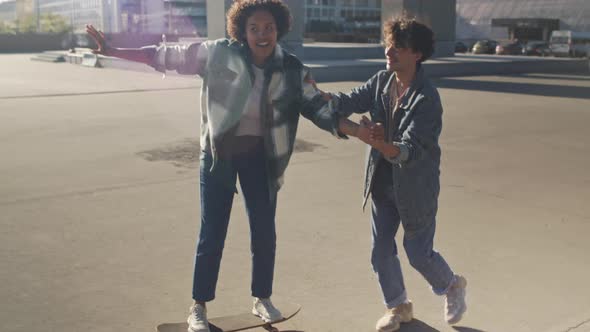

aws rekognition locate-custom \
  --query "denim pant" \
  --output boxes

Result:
[370,161,455,309]
[193,141,277,302]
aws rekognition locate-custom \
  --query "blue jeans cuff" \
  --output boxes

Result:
[385,290,408,309]
[432,274,456,296]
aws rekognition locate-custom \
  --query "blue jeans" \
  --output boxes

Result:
[370,161,454,309]
[193,140,277,302]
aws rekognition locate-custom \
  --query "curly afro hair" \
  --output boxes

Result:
[226,0,292,43]
[383,17,435,63]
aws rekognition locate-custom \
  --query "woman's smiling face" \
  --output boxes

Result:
[245,9,278,65]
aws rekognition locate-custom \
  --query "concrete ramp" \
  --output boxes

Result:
[30,52,65,63]
[81,53,100,68]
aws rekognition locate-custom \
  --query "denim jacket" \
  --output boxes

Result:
[144,39,339,192]
[333,67,443,220]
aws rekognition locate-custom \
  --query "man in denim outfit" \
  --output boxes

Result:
[331,18,468,332]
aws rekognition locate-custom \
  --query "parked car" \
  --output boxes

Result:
[522,41,551,56]
[455,41,468,53]
[496,41,524,55]
[471,40,497,54]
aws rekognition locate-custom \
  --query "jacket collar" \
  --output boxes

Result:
[381,65,426,110]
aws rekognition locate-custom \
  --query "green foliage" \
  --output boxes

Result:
[7,13,72,34]
[16,14,37,33]
[40,13,72,33]
[0,20,16,34]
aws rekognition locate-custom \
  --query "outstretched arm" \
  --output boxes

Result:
[303,72,386,142]
[299,68,343,137]
[86,24,153,64]
[309,78,393,151]
[333,72,381,119]
[86,24,206,75]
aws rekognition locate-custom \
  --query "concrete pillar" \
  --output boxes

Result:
[543,27,549,41]
[206,0,304,57]
[144,0,165,34]
[206,0,233,40]
[280,0,304,57]
[381,0,456,58]
[113,0,121,33]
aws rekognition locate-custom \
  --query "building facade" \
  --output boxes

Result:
[0,0,17,25]
[456,0,590,42]
[36,0,116,33]
[30,0,206,34]
[304,0,381,39]
[136,0,207,35]
[16,0,379,36]
[304,0,381,25]
[11,0,590,42]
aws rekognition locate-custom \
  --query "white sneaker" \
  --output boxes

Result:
[445,275,467,324]
[252,297,283,323]
[187,302,210,332]
[375,301,413,332]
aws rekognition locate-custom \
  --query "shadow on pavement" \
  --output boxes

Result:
[433,77,590,100]
[453,326,487,332]
[507,73,590,82]
[399,319,440,332]
[452,54,531,61]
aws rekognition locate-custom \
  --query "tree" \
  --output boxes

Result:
[15,14,36,33]
[40,13,72,33]
[0,20,16,34]
[13,13,72,34]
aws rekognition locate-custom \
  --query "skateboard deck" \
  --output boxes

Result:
[157,302,301,332]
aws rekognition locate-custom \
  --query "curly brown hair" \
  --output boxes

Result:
[383,17,435,63]
[226,0,292,43]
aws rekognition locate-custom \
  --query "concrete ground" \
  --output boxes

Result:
[1,54,590,332]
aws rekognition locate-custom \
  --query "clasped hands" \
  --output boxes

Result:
[307,81,391,155]
[357,115,386,150]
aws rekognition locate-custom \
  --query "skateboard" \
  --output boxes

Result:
[157,302,301,332]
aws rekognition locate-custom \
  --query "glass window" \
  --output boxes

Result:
[551,36,569,43]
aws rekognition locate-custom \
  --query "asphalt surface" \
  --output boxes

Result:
[1,54,590,332]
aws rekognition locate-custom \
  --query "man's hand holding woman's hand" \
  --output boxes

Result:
[358,116,385,146]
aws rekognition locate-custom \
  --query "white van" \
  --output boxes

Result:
[550,30,590,57]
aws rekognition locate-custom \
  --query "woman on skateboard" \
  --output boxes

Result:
[86,1,339,331]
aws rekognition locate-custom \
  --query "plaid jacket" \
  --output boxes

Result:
[144,39,339,192]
